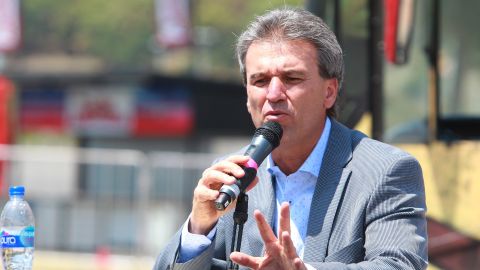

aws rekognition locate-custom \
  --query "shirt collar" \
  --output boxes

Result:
[267,117,331,178]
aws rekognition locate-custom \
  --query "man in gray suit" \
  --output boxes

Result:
[154,8,427,270]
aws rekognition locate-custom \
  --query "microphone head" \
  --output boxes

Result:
[254,121,283,148]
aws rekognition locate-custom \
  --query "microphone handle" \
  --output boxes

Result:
[237,167,257,190]
[214,167,257,211]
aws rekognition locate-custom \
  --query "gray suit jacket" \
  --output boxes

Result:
[153,120,428,269]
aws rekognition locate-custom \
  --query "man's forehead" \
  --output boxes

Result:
[248,39,315,53]
[246,40,317,62]
[245,40,317,75]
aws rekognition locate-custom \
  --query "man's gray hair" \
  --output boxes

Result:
[236,8,344,117]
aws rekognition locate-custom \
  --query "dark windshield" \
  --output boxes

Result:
[439,0,480,118]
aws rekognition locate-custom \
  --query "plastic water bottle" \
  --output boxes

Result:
[0,186,35,270]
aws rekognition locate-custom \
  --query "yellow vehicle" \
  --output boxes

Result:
[307,0,480,269]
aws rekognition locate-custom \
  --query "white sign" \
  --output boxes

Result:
[66,86,134,137]
[0,0,21,52]
[155,0,191,48]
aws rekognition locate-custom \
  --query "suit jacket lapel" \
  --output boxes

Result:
[241,161,276,257]
[303,120,353,262]
[255,161,276,227]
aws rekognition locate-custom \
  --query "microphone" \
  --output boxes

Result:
[214,121,283,211]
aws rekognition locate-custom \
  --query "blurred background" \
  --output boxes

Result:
[0,0,479,269]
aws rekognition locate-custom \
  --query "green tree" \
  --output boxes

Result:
[22,0,153,69]
[19,0,304,74]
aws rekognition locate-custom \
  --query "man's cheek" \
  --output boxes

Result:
[247,98,259,113]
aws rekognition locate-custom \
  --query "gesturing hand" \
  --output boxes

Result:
[230,202,307,270]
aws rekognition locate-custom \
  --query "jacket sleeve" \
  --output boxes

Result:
[153,156,235,270]
[152,223,218,270]
[153,213,233,270]
[307,156,428,269]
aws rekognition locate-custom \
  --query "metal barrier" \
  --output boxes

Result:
[0,144,218,258]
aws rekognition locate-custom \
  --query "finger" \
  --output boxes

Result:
[281,231,298,259]
[230,251,260,269]
[280,202,291,230]
[293,258,306,270]
[279,202,291,245]
[193,185,219,202]
[224,154,251,163]
[254,210,278,245]
[212,156,250,178]
[201,169,237,188]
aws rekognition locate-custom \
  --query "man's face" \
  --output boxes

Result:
[245,39,338,146]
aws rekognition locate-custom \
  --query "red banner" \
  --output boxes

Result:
[132,88,194,137]
[0,76,14,194]
[20,90,65,133]
[384,0,399,63]
[0,76,13,144]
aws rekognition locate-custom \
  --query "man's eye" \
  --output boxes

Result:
[285,77,302,84]
[253,79,268,86]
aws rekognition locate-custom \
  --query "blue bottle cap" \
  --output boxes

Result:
[9,186,25,196]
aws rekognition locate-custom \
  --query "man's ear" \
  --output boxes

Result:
[324,78,339,109]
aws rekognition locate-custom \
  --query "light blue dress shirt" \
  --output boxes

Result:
[268,117,330,258]
[178,117,331,263]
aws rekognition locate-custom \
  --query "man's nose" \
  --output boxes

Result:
[266,77,286,102]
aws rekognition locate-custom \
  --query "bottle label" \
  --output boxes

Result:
[1,226,35,248]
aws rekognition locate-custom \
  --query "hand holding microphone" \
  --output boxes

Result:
[215,121,283,210]
[189,122,282,235]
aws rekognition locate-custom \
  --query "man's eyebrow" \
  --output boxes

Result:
[248,69,307,81]
[249,73,266,81]
[283,70,307,77]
